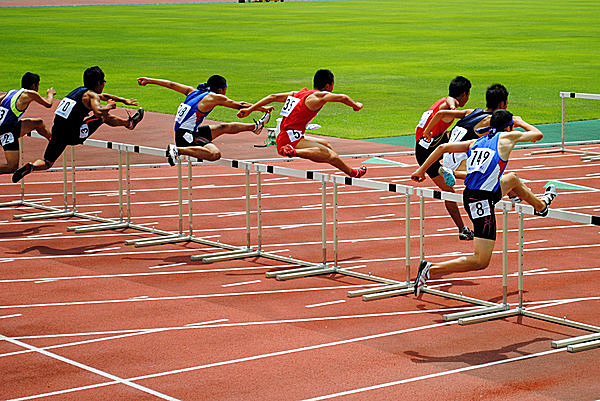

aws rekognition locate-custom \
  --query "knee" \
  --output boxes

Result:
[503,172,519,185]
[472,255,492,270]
[6,162,18,173]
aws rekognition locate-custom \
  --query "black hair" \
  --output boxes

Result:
[21,72,40,90]
[198,75,227,91]
[448,76,471,98]
[490,109,514,129]
[313,69,334,90]
[83,66,105,90]
[486,83,509,109]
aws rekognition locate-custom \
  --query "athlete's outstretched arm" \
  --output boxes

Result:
[99,93,138,106]
[315,92,363,111]
[88,92,117,116]
[22,88,56,108]
[422,109,471,139]
[136,77,195,95]
[411,140,474,182]
[237,92,293,118]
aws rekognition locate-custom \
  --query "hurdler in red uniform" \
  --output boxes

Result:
[238,69,367,178]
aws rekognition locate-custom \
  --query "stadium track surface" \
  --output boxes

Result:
[1,101,600,399]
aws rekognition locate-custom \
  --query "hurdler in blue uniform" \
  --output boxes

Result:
[0,72,55,175]
[411,109,558,296]
[12,66,144,183]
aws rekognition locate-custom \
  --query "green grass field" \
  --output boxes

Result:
[1,0,598,139]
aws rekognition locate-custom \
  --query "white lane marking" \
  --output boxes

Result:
[305,300,346,308]
[0,259,15,263]
[148,262,187,270]
[521,239,548,245]
[221,280,261,288]
[184,319,229,327]
[0,334,181,401]
[365,213,395,219]
[0,314,22,319]
[301,349,565,401]
[25,232,64,239]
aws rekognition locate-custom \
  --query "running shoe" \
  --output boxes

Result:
[127,108,144,130]
[534,184,557,217]
[439,166,456,187]
[12,162,33,183]
[281,144,297,157]
[459,226,474,241]
[414,260,431,296]
[350,165,367,178]
[166,144,179,166]
[509,195,522,204]
[253,112,271,134]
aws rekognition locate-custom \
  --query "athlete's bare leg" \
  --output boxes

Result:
[0,150,19,174]
[21,118,51,140]
[428,237,496,277]
[178,143,221,161]
[294,137,353,175]
[209,122,258,139]
[500,172,545,212]
[102,113,129,127]
[431,175,466,230]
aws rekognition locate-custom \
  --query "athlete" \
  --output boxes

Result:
[415,76,472,240]
[411,110,557,296]
[237,69,367,178]
[0,72,55,174]
[136,75,271,165]
[422,84,509,183]
[12,66,143,182]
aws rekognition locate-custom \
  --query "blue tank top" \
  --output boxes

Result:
[464,133,508,193]
[53,86,92,130]
[448,108,491,143]
[0,88,27,128]
[174,89,211,132]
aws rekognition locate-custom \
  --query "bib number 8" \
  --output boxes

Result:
[469,199,491,218]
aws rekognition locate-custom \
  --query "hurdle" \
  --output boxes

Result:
[452,203,600,352]
[532,92,600,157]
[351,185,511,319]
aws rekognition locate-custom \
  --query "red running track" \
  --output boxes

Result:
[1,138,600,400]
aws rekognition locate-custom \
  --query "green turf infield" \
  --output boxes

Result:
[1,0,598,139]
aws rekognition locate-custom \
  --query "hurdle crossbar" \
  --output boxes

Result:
[532,91,600,157]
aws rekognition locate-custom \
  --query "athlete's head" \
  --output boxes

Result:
[486,84,509,110]
[489,109,514,133]
[21,72,40,91]
[198,75,227,94]
[313,69,334,91]
[84,66,106,92]
[448,76,471,106]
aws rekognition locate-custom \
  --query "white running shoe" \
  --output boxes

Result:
[414,260,431,296]
[166,144,180,166]
[534,184,557,217]
[253,112,271,134]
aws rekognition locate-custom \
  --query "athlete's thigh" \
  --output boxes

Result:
[20,118,42,132]
[304,135,332,149]
[296,137,329,151]
[3,150,19,168]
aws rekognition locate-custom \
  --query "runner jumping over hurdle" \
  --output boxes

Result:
[411,109,557,296]
[237,69,367,178]
[415,76,473,240]
[12,66,144,182]
[1,72,56,174]
[136,75,271,165]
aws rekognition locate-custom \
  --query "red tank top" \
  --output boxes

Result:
[280,88,320,133]
[415,97,453,141]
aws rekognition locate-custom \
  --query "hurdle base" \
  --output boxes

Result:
[197,249,258,263]
[363,287,414,301]
[531,147,598,156]
[552,332,600,350]
[443,304,509,322]
[348,282,408,298]
[275,265,334,280]
[15,210,75,221]
[133,234,192,247]
[69,221,129,233]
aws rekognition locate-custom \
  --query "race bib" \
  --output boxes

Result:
[175,103,191,124]
[286,129,303,143]
[418,137,432,149]
[55,98,77,119]
[449,126,468,143]
[0,107,8,126]
[79,123,90,139]
[280,96,300,117]
[183,132,194,144]
[416,110,433,130]
[0,132,15,147]
[466,148,495,174]
[469,199,492,219]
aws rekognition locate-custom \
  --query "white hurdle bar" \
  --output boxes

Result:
[532,91,600,157]
[456,203,600,352]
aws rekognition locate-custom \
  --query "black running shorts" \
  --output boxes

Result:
[175,126,212,148]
